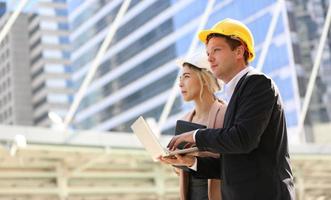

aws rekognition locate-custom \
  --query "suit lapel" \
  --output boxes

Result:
[223,72,250,127]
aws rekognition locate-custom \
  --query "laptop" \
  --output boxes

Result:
[131,116,199,161]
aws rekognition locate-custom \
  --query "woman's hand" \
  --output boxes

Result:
[173,167,180,175]
[159,154,195,167]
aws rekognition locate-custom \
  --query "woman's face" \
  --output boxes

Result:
[179,65,202,102]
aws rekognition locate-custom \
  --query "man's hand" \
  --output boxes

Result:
[159,154,195,167]
[167,130,195,150]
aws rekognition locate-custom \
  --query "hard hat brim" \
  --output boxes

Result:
[198,29,255,62]
[198,30,218,44]
[175,58,185,68]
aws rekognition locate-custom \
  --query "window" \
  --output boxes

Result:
[34,112,48,124]
[79,45,175,110]
[31,52,43,65]
[8,108,12,117]
[3,95,7,104]
[30,38,41,50]
[2,81,6,91]
[46,79,66,88]
[2,67,5,77]
[6,63,10,73]
[41,36,59,45]
[32,67,44,79]
[43,50,62,59]
[40,21,58,30]
[33,96,47,109]
[29,24,40,37]
[32,82,46,94]
[55,9,68,17]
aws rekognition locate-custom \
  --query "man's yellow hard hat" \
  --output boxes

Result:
[198,18,255,62]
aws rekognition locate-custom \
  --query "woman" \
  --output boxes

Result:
[161,51,226,200]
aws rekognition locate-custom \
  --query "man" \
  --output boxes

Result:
[165,18,295,200]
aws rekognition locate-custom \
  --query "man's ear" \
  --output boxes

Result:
[235,45,245,59]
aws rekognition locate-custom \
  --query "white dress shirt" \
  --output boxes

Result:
[189,66,254,171]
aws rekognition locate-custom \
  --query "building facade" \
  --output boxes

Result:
[28,0,71,127]
[68,0,303,143]
[287,0,331,142]
[0,10,33,126]
[69,0,180,132]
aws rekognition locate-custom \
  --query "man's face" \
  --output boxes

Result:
[206,37,237,82]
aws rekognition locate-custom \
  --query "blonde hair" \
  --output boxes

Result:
[184,63,220,101]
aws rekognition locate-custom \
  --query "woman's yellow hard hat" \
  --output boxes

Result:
[198,18,255,62]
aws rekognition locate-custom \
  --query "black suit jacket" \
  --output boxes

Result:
[191,70,295,200]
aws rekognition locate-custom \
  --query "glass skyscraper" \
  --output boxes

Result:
[69,0,301,143]
[288,0,331,142]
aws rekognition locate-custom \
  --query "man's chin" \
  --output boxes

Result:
[211,69,222,78]
[214,73,223,80]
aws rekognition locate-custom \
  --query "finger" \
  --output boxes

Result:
[158,156,164,162]
[183,142,193,149]
[162,157,178,165]
[171,139,182,151]
[160,157,172,164]
[167,136,177,148]
[168,136,178,150]
[175,154,184,161]
[175,154,194,167]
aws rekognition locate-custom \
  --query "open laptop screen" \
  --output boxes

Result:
[131,116,199,161]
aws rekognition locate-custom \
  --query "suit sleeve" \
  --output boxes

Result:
[196,75,277,154]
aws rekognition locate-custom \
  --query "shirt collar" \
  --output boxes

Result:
[221,66,253,103]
